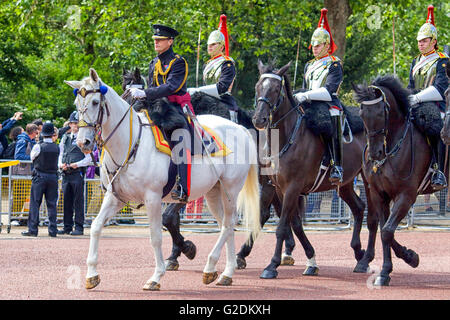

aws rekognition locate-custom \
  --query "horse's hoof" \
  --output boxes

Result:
[353,262,369,273]
[85,275,100,289]
[236,256,247,270]
[260,269,278,279]
[165,259,179,271]
[143,281,160,291]
[203,272,218,285]
[280,255,295,266]
[406,249,419,268]
[374,275,391,287]
[303,266,319,276]
[182,240,197,260]
[216,275,233,286]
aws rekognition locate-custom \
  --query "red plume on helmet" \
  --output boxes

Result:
[218,14,230,56]
[318,8,337,54]
[426,5,435,25]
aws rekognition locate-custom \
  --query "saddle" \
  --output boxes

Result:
[140,109,231,158]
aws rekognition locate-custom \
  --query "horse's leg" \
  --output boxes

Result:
[202,183,225,284]
[216,186,239,286]
[142,193,165,291]
[353,179,379,273]
[162,203,197,271]
[391,238,420,268]
[260,187,299,279]
[338,183,366,263]
[375,194,417,286]
[86,192,124,289]
[236,181,274,269]
[281,194,296,266]
[290,196,318,275]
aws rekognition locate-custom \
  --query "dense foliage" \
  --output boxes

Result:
[0,0,448,127]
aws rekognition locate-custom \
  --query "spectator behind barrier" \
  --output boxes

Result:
[2,126,24,159]
[0,112,23,156]
[32,119,43,142]
[14,123,38,161]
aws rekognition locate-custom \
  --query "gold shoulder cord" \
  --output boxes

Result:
[153,55,188,93]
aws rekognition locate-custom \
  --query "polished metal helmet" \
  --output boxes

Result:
[207,30,225,45]
[417,5,437,42]
[311,27,330,47]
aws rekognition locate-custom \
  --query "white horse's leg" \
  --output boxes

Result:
[86,192,123,289]
[143,192,165,291]
[217,187,238,286]
[202,184,225,284]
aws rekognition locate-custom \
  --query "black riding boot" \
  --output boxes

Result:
[329,114,344,185]
[430,136,447,191]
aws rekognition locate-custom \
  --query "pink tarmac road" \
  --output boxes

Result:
[1,226,449,300]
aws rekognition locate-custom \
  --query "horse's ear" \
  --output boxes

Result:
[134,67,141,79]
[89,68,99,83]
[122,67,127,75]
[257,60,265,75]
[276,61,292,76]
[64,80,83,89]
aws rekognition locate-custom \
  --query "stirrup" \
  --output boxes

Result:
[171,184,188,203]
[431,170,447,191]
[329,166,344,184]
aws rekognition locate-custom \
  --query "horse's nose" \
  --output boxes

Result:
[252,117,267,130]
[84,138,92,147]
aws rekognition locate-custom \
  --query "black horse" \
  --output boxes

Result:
[353,75,445,286]
[252,60,377,279]
[121,68,296,271]
[440,63,450,145]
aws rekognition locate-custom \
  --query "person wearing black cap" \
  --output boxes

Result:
[21,121,59,237]
[57,111,92,236]
[129,24,194,203]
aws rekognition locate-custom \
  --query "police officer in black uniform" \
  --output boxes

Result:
[57,111,92,236]
[129,24,193,203]
[22,122,59,237]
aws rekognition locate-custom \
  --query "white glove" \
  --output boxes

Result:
[129,87,146,99]
[294,92,308,104]
[187,87,198,95]
[408,94,420,107]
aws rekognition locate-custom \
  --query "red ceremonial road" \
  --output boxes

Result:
[1,226,450,300]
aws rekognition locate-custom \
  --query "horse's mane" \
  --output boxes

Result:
[353,74,411,115]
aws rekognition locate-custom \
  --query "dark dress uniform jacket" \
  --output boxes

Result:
[144,46,188,103]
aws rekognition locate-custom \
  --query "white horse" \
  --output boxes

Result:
[64,68,260,290]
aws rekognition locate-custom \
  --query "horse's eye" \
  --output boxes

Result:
[92,100,99,106]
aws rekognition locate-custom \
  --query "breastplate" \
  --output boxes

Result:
[413,57,438,90]
[203,56,227,85]
[305,57,334,90]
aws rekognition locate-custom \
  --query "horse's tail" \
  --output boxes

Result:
[237,130,261,243]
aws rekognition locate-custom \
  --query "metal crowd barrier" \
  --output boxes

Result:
[1,160,449,233]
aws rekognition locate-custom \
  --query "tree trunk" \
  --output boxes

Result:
[324,0,351,61]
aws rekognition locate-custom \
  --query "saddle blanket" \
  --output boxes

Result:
[140,110,231,158]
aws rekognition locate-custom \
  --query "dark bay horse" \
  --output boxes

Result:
[252,60,376,279]
[121,68,296,271]
[352,75,445,286]
[440,63,450,144]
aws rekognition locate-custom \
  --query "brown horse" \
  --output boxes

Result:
[440,63,450,144]
[252,60,377,279]
[352,75,444,286]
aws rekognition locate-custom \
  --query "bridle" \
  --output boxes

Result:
[255,72,304,161]
[256,73,302,129]
[362,85,412,175]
